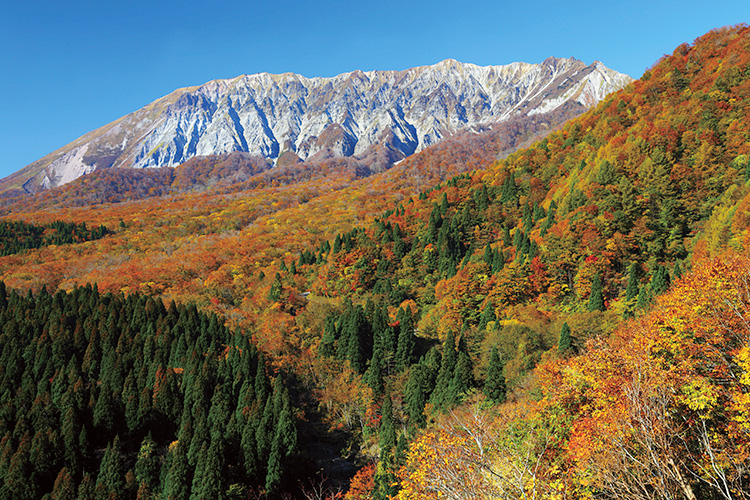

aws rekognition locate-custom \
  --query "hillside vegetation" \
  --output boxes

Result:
[0,24,748,500]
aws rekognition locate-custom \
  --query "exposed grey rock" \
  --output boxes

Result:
[10,58,632,192]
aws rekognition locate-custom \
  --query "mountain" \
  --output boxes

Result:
[0,24,748,500]
[3,57,631,194]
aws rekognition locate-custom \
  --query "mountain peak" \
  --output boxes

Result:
[4,58,632,194]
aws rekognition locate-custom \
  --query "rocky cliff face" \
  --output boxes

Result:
[7,57,632,193]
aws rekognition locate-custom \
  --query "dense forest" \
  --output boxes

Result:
[0,283,300,499]
[0,24,748,500]
[0,220,109,256]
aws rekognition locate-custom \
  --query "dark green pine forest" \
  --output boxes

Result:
[0,283,298,499]
[0,220,109,257]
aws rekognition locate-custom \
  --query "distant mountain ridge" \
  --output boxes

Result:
[4,57,632,193]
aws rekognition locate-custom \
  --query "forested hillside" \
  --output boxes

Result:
[0,24,748,500]
[285,24,750,498]
[0,284,301,499]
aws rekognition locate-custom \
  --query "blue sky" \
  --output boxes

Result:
[1,0,748,180]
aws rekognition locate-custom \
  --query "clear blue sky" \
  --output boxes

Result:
[1,0,748,180]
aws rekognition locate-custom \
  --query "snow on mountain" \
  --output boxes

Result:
[8,58,632,193]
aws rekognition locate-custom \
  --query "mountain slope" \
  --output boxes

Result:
[0,24,748,500]
[3,57,631,194]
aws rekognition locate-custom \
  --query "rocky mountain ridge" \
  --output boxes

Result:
[5,57,632,193]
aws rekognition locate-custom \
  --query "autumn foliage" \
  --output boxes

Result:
[0,23,748,500]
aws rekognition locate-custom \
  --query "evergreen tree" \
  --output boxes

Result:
[345,306,371,373]
[318,315,337,358]
[395,308,415,371]
[134,434,160,493]
[439,193,449,215]
[636,285,653,310]
[372,304,395,355]
[364,349,384,395]
[264,437,283,495]
[483,243,493,265]
[94,436,125,500]
[429,331,458,410]
[478,303,496,331]
[588,273,606,311]
[484,347,506,403]
[502,225,512,247]
[449,351,473,402]
[240,418,259,482]
[500,172,518,204]
[532,202,546,222]
[492,248,505,273]
[268,273,283,302]
[76,474,94,500]
[4,432,36,500]
[522,203,533,232]
[162,441,191,500]
[558,323,572,353]
[625,263,640,302]
[404,366,428,428]
[93,384,118,434]
[540,205,556,236]
[624,263,640,318]
[275,390,297,458]
[673,261,683,280]
[256,395,274,462]
[189,439,223,500]
[379,393,397,458]
[50,467,76,500]
[123,373,140,433]
[333,234,342,254]
[651,264,671,296]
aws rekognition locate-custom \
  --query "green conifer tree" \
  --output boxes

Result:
[625,263,640,302]
[558,323,572,353]
[439,193,449,215]
[239,424,257,482]
[4,432,36,500]
[500,172,518,204]
[364,349,384,395]
[449,351,473,402]
[502,225,512,247]
[588,273,606,311]
[76,474,94,500]
[94,436,124,500]
[404,367,427,428]
[522,203,533,232]
[483,243,493,265]
[395,308,416,371]
[478,304,496,331]
[275,390,297,458]
[636,285,652,311]
[162,441,191,500]
[268,273,283,302]
[319,315,338,358]
[134,434,159,493]
[491,248,505,273]
[651,265,671,296]
[484,347,506,403]
[673,261,683,280]
[264,437,283,495]
[429,331,458,410]
[189,440,222,500]
[50,467,75,500]
[379,393,396,458]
